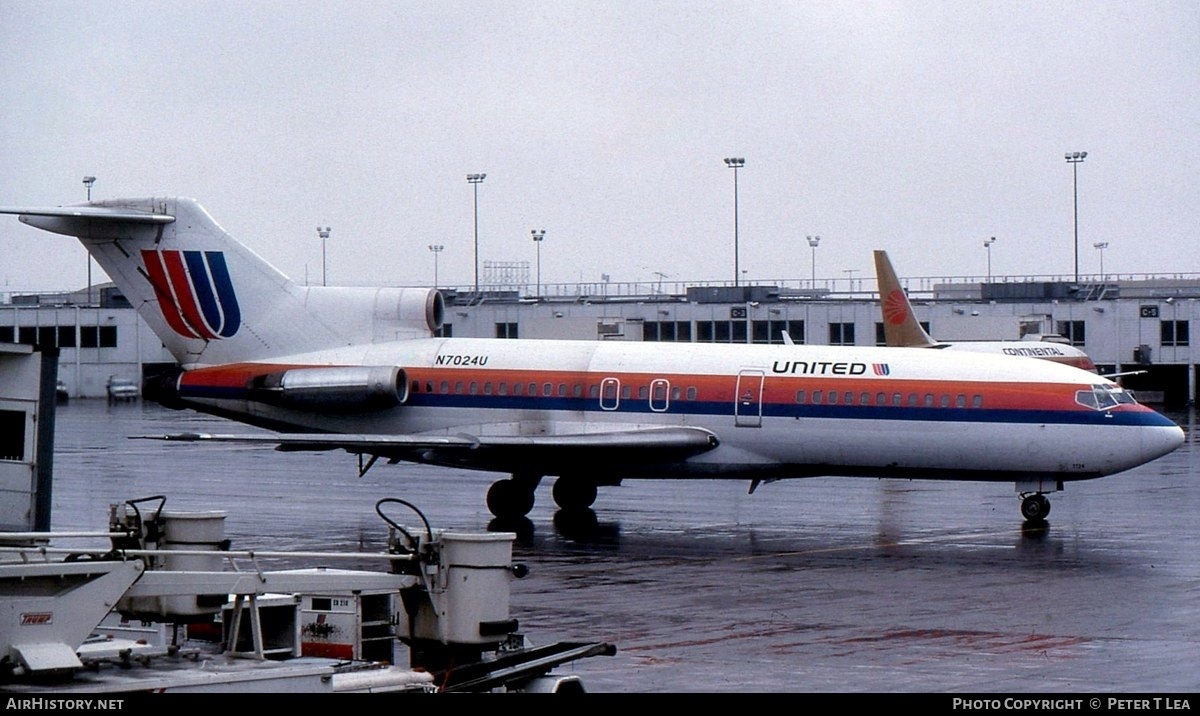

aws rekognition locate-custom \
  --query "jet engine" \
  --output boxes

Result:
[250,365,409,412]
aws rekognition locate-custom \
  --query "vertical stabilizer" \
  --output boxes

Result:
[874,250,938,348]
[0,198,439,366]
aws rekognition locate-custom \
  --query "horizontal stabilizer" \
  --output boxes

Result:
[0,204,175,237]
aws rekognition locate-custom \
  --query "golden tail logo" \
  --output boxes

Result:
[873,250,938,348]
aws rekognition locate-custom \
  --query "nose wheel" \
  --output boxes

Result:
[1020,493,1051,524]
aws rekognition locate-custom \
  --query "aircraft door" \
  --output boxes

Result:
[649,379,669,412]
[734,370,764,427]
[600,377,620,411]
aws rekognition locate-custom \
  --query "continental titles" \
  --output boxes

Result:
[1002,346,1066,357]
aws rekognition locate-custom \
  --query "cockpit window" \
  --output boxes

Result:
[1075,384,1138,411]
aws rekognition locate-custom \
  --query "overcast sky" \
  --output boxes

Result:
[1,1,1197,294]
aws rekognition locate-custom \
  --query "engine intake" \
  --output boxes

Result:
[251,366,408,412]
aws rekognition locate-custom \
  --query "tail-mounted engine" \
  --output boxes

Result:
[250,365,409,412]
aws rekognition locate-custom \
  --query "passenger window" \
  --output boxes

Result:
[844,391,855,405]
[558,383,567,397]
[795,390,806,404]
[638,385,648,399]
[440,380,450,394]
[812,390,823,404]
[877,392,887,405]
[687,387,697,400]
[455,381,464,395]
[972,395,983,408]
[860,392,870,405]
[924,393,934,407]
[498,382,508,396]
[892,393,902,406]
[589,384,599,398]
[956,394,966,408]
[827,391,838,405]
[543,382,553,396]
[470,382,479,395]
[573,384,582,398]
[513,382,523,396]
[907,394,918,407]
[672,387,681,400]
[621,386,631,399]
[426,381,434,393]
[483,382,493,395]
[411,380,420,394]
[939,394,950,408]
[529,382,538,396]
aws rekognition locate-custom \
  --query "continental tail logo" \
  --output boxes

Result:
[142,249,241,339]
[883,290,909,326]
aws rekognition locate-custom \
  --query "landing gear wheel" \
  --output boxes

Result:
[487,479,536,518]
[1020,494,1051,524]
[552,479,598,510]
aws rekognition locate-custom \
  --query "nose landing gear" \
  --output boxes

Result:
[1020,493,1051,524]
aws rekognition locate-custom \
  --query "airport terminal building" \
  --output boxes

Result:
[2,275,1196,406]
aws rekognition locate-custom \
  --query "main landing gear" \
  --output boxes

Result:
[485,474,600,518]
[1020,493,1051,524]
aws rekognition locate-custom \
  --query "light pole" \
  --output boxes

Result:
[807,235,820,286]
[531,229,545,298]
[1093,241,1108,278]
[724,158,744,286]
[984,236,996,282]
[428,244,444,288]
[467,173,486,298]
[317,226,331,286]
[83,176,96,304]
[1065,151,1087,283]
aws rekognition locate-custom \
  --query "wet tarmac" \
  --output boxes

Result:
[43,400,1200,693]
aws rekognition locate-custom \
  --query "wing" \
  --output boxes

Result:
[138,426,720,475]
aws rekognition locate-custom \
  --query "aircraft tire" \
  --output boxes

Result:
[552,478,598,510]
[1020,494,1051,523]
[487,479,535,518]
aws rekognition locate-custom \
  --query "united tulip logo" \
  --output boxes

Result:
[142,249,241,339]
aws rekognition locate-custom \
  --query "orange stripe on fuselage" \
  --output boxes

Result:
[178,363,1134,416]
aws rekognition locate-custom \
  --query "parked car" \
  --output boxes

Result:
[106,377,139,403]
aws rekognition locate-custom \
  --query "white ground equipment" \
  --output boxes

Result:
[0,495,614,693]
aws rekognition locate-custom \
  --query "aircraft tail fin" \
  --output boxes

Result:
[0,198,443,366]
[874,250,938,348]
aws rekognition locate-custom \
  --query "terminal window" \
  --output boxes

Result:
[829,322,855,346]
[752,320,803,344]
[1161,320,1189,347]
[1055,320,1085,347]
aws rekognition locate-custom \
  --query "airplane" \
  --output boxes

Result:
[873,249,1101,372]
[0,197,1184,525]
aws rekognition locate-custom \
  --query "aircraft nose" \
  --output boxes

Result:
[1148,423,1186,460]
